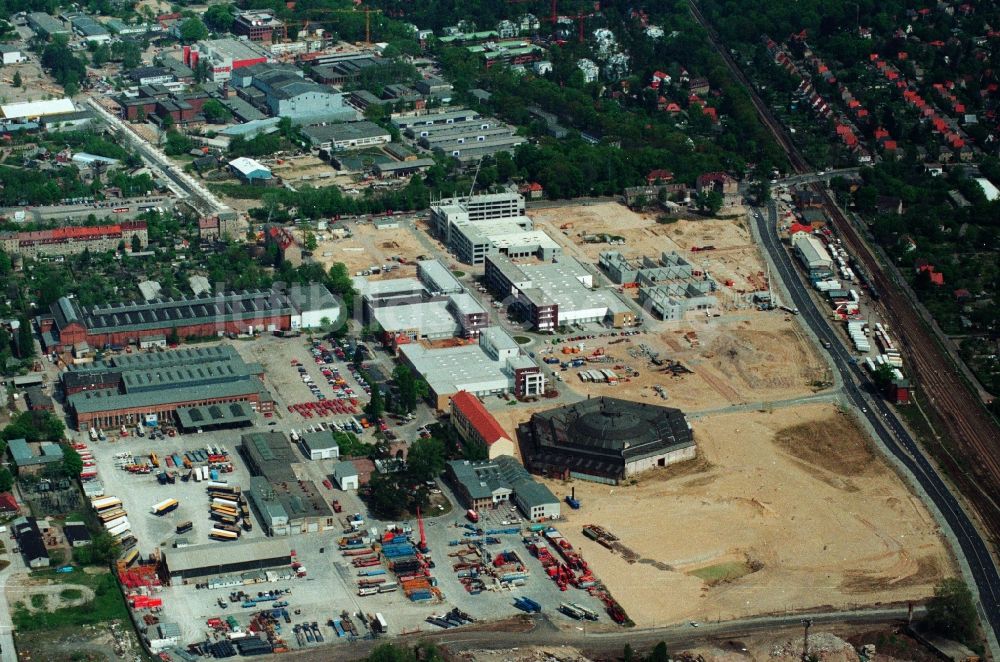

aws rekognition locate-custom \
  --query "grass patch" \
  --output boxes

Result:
[13,569,127,632]
[59,588,83,600]
[30,594,47,609]
[451,270,465,277]
[689,561,752,585]
[513,336,531,345]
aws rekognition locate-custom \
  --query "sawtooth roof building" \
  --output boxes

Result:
[37,283,339,352]
[524,396,695,484]
[61,345,274,431]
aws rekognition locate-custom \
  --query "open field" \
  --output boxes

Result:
[538,404,953,628]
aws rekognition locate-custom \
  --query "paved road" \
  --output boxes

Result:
[0,542,23,662]
[85,97,233,219]
[751,203,1000,656]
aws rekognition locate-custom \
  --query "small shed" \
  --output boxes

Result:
[63,521,93,547]
[333,462,359,490]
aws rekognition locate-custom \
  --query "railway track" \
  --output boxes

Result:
[685,1,1000,538]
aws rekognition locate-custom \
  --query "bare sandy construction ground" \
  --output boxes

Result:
[539,404,952,628]
[548,311,830,412]
[308,219,447,277]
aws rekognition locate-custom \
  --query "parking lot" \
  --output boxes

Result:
[83,427,266,557]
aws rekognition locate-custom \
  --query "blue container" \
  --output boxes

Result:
[210,469,219,481]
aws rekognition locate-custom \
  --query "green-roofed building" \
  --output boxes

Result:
[8,438,64,475]
[62,345,274,431]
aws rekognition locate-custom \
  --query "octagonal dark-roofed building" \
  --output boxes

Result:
[524,396,695,484]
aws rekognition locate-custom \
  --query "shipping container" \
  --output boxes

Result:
[374,613,388,633]
[103,515,129,530]
[176,521,193,534]
[98,508,127,523]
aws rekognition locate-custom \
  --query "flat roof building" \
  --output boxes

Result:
[240,432,336,536]
[232,10,287,42]
[27,12,69,38]
[399,327,544,409]
[392,108,481,130]
[300,431,339,460]
[524,397,695,484]
[163,537,293,582]
[302,121,391,151]
[485,255,639,331]
[13,517,49,568]
[1,98,75,120]
[62,345,272,431]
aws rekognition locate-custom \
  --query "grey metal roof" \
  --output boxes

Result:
[175,402,254,430]
[333,462,358,479]
[165,537,293,574]
[301,431,338,452]
[8,439,63,466]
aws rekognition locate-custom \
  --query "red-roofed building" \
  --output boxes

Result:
[0,221,147,259]
[520,181,544,199]
[450,391,515,459]
[788,223,812,237]
[918,264,945,286]
[646,169,674,184]
[264,224,302,267]
[702,106,718,122]
[0,492,20,514]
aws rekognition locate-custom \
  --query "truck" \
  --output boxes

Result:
[151,498,179,515]
[466,509,479,523]
[374,613,388,634]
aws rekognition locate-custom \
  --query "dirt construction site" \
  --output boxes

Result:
[536,403,953,629]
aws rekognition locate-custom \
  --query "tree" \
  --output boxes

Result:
[352,346,365,368]
[61,446,83,478]
[0,467,13,493]
[303,231,318,251]
[167,327,180,345]
[74,530,120,565]
[179,17,209,42]
[648,642,669,662]
[131,234,141,253]
[202,99,231,124]
[367,473,405,518]
[91,43,111,67]
[16,316,34,359]
[364,381,384,420]
[405,437,446,482]
[695,190,724,215]
[392,364,426,412]
[12,71,21,88]
[41,37,86,91]
[924,578,978,644]
[203,4,235,32]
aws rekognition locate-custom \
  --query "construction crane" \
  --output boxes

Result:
[288,5,383,45]
[416,505,428,554]
[549,9,594,43]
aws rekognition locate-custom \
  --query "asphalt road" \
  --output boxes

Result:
[752,203,1000,652]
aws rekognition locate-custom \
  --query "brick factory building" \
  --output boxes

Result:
[523,397,695,484]
[62,345,274,431]
[0,221,147,258]
[36,283,339,352]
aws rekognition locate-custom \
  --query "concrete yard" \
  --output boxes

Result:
[308,217,448,279]
[539,403,954,628]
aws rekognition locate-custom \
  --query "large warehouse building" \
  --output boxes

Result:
[399,327,544,409]
[62,345,273,431]
[163,538,293,583]
[524,397,695,484]
[37,283,340,352]
[484,255,639,331]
